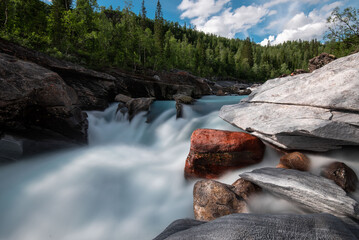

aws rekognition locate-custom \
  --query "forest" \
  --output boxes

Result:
[0,0,358,82]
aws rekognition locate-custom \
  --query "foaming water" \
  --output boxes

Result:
[0,95,358,240]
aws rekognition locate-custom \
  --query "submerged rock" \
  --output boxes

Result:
[321,162,358,193]
[193,180,247,221]
[184,129,265,179]
[220,53,359,152]
[277,152,310,171]
[240,168,359,219]
[154,213,359,240]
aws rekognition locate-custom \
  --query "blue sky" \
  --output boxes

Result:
[50,0,359,44]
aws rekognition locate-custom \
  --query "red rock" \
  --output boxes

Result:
[278,152,310,171]
[185,129,265,179]
[321,162,358,192]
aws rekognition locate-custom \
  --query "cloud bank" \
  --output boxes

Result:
[177,0,346,44]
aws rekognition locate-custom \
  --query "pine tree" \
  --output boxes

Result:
[140,0,146,29]
[154,0,164,68]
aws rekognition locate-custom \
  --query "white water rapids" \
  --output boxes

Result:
[0,96,358,240]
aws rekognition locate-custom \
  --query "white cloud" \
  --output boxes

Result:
[195,6,269,38]
[260,1,343,45]
[178,0,230,25]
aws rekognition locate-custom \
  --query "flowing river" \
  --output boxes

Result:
[0,95,358,240]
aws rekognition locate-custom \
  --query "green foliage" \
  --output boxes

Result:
[0,3,356,82]
[326,7,359,56]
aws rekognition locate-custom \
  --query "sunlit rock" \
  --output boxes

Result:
[184,129,265,179]
[220,53,359,152]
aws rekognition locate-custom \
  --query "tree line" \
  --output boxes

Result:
[0,1,357,82]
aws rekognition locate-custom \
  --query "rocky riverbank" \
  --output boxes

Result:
[155,53,359,239]
[0,38,253,162]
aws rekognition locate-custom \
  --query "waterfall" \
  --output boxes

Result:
[0,96,358,240]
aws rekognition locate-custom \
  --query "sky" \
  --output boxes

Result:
[58,0,359,45]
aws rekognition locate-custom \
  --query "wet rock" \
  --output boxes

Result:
[309,53,336,72]
[321,162,358,192]
[174,94,194,119]
[115,94,132,103]
[277,152,310,171]
[0,53,88,144]
[220,53,359,152]
[240,168,359,219]
[184,129,265,179]
[231,178,261,200]
[193,180,248,221]
[174,94,194,104]
[126,97,154,120]
[109,69,211,100]
[154,213,359,240]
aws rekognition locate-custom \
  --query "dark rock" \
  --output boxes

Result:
[174,94,194,119]
[290,69,308,76]
[173,94,194,104]
[184,129,265,179]
[309,53,336,72]
[114,94,132,103]
[0,38,116,110]
[240,168,359,219]
[231,178,261,200]
[277,152,310,171]
[109,69,211,100]
[321,162,358,192]
[154,213,359,240]
[0,53,88,145]
[193,180,248,221]
[175,102,183,119]
[126,97,154,120]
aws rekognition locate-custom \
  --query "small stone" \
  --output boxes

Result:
[321,162,358,192]
[193,180,248,221]
[279,152,310,171]
[231,178,261,200]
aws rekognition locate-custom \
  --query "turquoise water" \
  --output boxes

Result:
[0,95,357,240]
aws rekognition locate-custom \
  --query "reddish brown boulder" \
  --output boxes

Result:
[185,129,265,179]
[321,162,358,192]
[308,53,336,72]
[232,178,261,201]
[277,152,310,171]
[193,180,248,221]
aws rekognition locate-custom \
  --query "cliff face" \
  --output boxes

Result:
[220,52,359,152]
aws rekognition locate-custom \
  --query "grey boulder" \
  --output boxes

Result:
[219,53,359,151]
[154,213,359,240]
[240,168,359,219]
